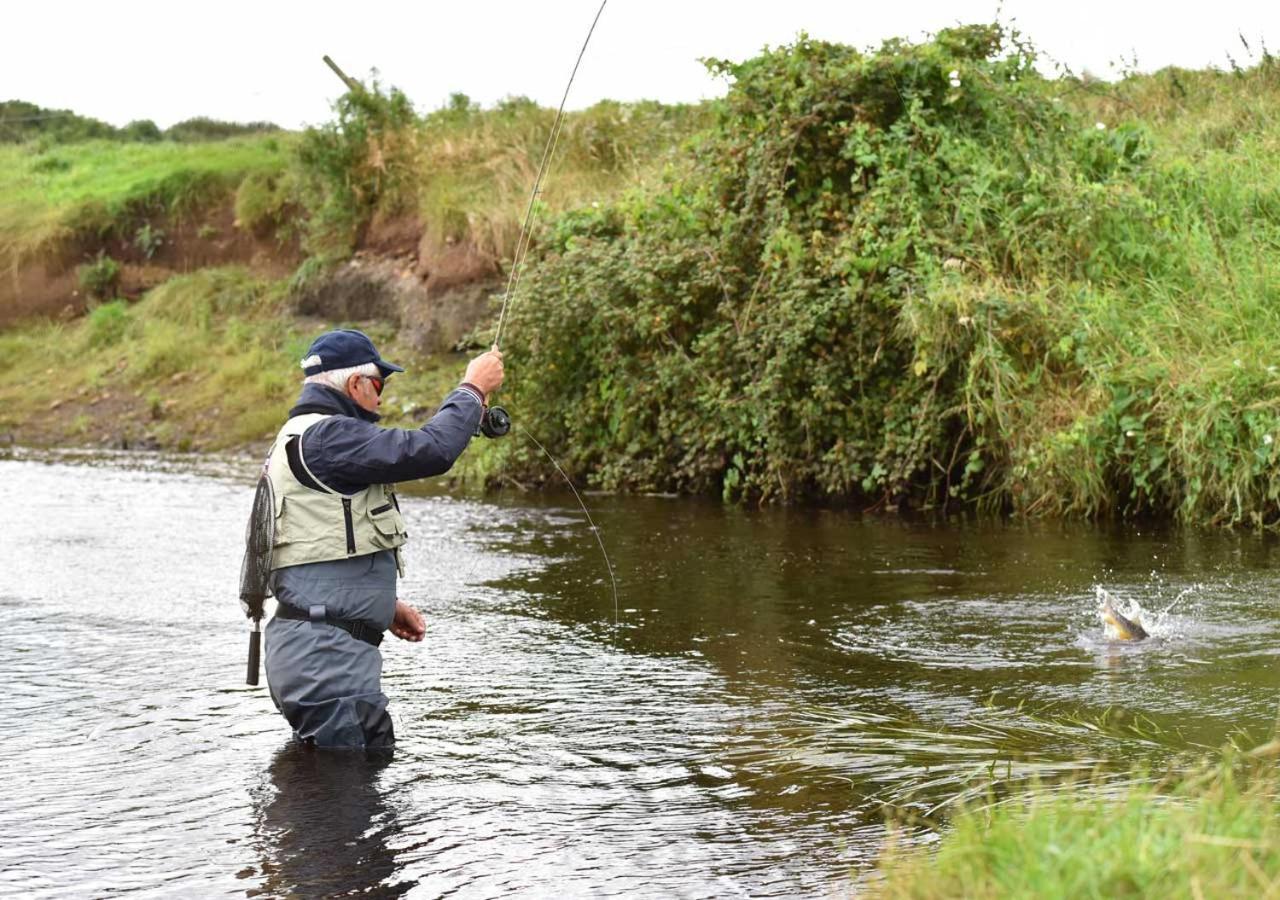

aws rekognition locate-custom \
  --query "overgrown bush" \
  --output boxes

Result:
[234,170,294,237]
[506,26,1093,504]
[295,77,420,258]
[503,25,1280,523]
[85,299,130,347]
[77,252,121,299]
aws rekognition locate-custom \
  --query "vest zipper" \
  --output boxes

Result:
[342,498,356,554]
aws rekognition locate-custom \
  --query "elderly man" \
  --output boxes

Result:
[262,328,503,748]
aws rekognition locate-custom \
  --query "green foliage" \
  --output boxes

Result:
[77,252,121,299]
[0,100,277,145]
[502,26,1280,525]
[233,170,293,236]
[120,119,162,143]
[508,26,1081,503]
[0,135,289,291]
[84,299,130,347]
[162,117,280,142]
[133,222,165,259]
[295,77,420,258]
[874,753,1280,899]
[0,100,116,144]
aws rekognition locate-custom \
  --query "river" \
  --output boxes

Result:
[1,449,1278,897]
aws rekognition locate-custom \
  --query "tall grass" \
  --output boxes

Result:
[874,748,1280,898]
[0,135,290,274]
[415,98,707,263]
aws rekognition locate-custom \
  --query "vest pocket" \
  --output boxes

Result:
[369,507,407,543]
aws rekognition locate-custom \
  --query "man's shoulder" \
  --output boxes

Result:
[303,413,384,445]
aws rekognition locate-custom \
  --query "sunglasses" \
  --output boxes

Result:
[365,375,384,396]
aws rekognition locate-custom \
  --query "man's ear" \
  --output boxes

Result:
[346,373,361,396]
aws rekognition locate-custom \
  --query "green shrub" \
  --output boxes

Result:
[506,25,1089,503]
[295,76,420,258]
[77,253,121,299]
[85,299,130,347]
[495,25,1280,525]
[134,223,165,259]
[163,117,280,142]
[120,119,162,142]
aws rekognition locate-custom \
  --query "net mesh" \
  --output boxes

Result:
[239,475,275,620]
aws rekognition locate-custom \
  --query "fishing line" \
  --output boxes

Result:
[493,0,607,349]
[519,424,620,632]
[479,1,619,635]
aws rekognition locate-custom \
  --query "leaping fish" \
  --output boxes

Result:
[1099,589,1149,641]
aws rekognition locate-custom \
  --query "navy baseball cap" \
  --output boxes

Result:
[299,329,405,378]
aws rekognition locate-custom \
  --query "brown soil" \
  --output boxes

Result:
[0,202,303,327]
[291,215,502,353]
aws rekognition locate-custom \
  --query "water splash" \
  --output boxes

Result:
[1094,585,1199,641]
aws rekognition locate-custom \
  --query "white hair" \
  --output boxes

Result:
[303,362,380,392]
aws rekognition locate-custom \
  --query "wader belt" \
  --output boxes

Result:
[274,603,384,647]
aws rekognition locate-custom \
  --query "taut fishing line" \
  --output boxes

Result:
[519,425,619,630]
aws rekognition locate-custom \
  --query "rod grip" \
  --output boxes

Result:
[246,628,261,686]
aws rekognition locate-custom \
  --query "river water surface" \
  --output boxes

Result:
[2,450,1279,897]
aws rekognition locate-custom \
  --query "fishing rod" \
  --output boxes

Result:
[320,2,605,440]
[317,6,619,629]
[479,0,608,440]
[488,2,618,628]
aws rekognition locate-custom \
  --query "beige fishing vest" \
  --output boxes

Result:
[266,413,408,572]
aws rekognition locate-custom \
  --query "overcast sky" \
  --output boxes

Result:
[6,1,1280,129]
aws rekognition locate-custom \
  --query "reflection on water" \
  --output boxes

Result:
[1,447,1279,896]
[250,744,409,898]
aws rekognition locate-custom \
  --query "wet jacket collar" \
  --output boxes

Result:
[287,383,381,423]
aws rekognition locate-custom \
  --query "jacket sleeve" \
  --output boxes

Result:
[303,388,485,489]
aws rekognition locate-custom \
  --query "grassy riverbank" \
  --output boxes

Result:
[0,135,289,259]
[874,747,1280,898]
[0,266,500,482]
[5,25,1280,525]
[502,27,1280,525]
[0,86,703,457]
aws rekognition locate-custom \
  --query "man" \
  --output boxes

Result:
[262,328,504,748]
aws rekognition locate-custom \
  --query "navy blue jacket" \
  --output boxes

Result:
[289,382,484,494]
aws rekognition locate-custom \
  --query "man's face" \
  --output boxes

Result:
[346,373,383,413]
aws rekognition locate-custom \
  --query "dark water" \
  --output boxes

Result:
[2,449,1279,897]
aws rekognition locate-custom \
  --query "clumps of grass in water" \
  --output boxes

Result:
[731,701,1196,826]
[872,745,1280,899]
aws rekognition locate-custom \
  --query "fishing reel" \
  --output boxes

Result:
[478,405,511,439]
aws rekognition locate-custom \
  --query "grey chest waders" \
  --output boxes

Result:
[239,474,276,685]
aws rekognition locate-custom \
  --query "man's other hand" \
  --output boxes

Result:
[463,347,505,397]
[390,599,426,642]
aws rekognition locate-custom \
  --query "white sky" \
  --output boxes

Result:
[5,1,1280,129]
